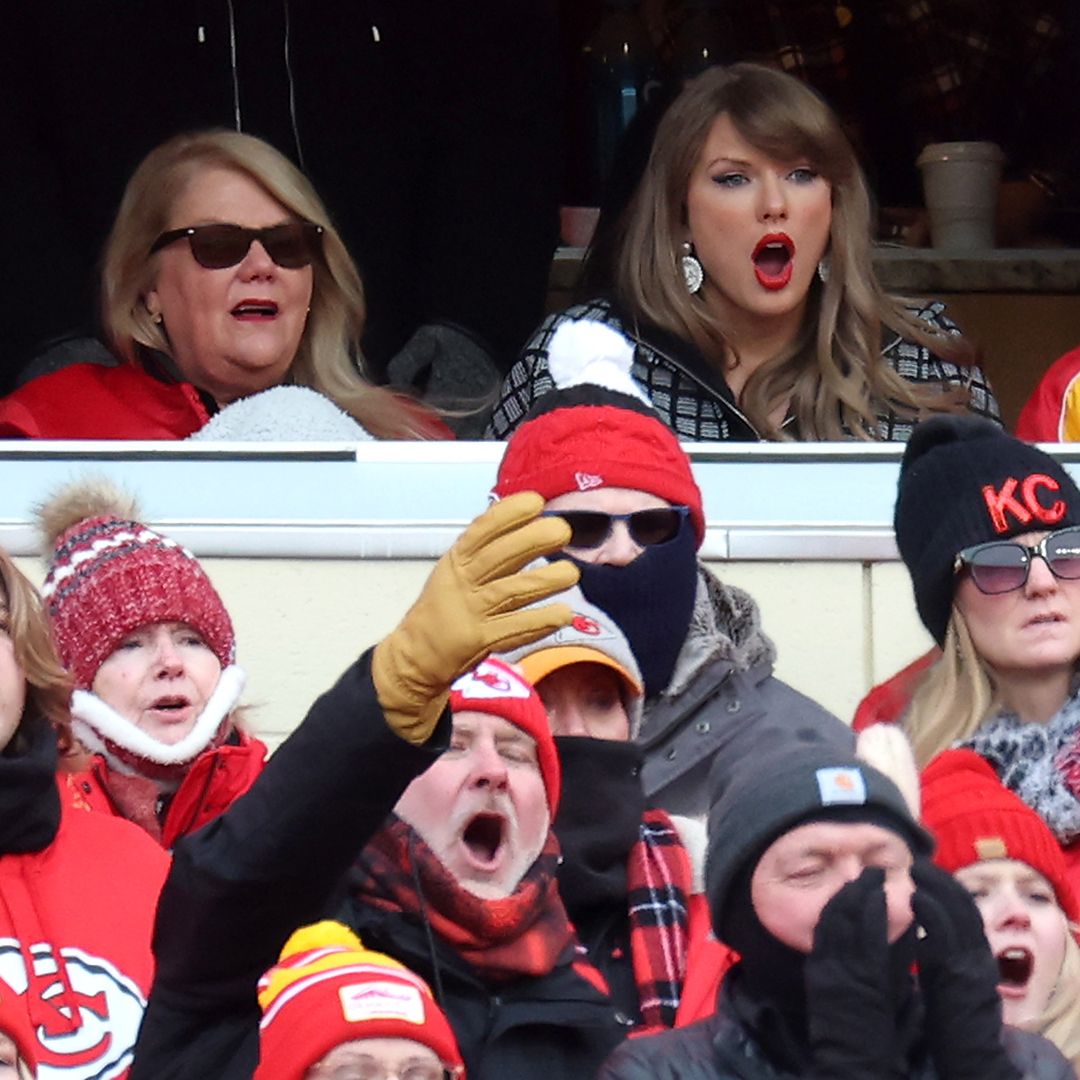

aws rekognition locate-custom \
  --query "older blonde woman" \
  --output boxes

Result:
[0,130,446,439]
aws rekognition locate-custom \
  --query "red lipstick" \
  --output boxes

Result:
[752,233,795,290]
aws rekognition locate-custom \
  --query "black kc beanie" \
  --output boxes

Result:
[894,416,1080,646]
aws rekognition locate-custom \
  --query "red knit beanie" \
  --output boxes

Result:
[493,321,705,548]
[0,975,36,1074]
[921,748,1080,924]
[38,481,235,690]
[256,921,464,1080]
[450,657,561,815]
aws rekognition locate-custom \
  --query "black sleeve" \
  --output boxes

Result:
[130,648,449,1080]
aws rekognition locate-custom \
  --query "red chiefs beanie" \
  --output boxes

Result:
[256,921,464,1080]
[38,481,235,689]
[921,748,1080,924]
[450,657,561,814]
[493,321,705,548]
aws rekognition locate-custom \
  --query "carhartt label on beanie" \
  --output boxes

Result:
[451,658,561,813]
[493,320,706,547]
[894,416,1080,645]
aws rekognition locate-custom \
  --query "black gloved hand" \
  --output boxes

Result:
[911,858,1022,1080]
[804,866,904,1080]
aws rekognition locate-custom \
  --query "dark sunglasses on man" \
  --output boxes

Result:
[953,525,1080,594]
[542,506,689,550]
[149,222,324,270]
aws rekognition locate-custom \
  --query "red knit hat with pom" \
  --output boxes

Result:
[450,657,561,814]
[921,748,1079,924]
[38,480,235,690]
[493,321,705,548]
[256,921,464,1080]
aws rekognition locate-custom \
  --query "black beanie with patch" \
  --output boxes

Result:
[894,416,1080,647]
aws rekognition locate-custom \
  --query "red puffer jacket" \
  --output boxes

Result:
[60,731,267,849]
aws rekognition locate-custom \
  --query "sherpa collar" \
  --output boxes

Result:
[664,566,776,698]
[70,664,246,781]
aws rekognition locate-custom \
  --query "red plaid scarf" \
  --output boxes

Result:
[629,808,693,1030]
[354,815,579,982]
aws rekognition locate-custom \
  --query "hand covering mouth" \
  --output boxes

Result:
[462,812,507,867]
[996,946,1034,987]
[231,300,279,317]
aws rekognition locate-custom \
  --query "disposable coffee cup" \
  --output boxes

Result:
[916,141,1004,251]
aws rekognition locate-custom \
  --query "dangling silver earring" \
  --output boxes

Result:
[817,258,830,284]
[681,242,703,294]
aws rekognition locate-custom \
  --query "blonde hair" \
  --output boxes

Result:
[614,63,971,440]
[0,548,73,752]
[1032,928,1080,1071]
[101,129,437,439]
[903,609,997,767]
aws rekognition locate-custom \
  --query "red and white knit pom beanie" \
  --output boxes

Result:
[38,478,245,781]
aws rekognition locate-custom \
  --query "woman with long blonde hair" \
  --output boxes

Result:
[894,416,1080,893]
[488,63,998,442]
[0,130,446,440]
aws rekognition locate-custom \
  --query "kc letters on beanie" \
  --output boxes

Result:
[921,748,1080,924]
[255,921,463,1080]
[493,321,705,547]
[894,415,1080,645]
[450,658,561,814]
[37,479,244,778]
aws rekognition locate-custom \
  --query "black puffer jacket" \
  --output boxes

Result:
[599,990,1075,1080]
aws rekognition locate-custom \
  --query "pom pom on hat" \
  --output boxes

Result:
[546,321,652,405]
[493,319,705,548]
[921,748,1079,924]
[256,921,464,1080]
[894,416,1080,646]
[450,658,561,814]
[37,477,235,689]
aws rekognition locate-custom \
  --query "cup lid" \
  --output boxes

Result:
[916,141,1005,167]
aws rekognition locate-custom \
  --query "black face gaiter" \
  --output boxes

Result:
[554,736,645,917]
[565,517,699,698]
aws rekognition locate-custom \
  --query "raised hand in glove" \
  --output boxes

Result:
[911,858,1021,1080]
[372,491,579,744]
[804,866,904,1080]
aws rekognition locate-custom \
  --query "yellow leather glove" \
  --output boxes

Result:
[372,491,579,744]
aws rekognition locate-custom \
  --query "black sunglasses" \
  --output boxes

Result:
[149,222,324,269]
[954,525,1080,595]
[542,506,689,550]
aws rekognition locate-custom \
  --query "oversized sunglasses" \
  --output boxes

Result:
[542,506,689,550]
[149,222,324,269]
[953,525,1080,595]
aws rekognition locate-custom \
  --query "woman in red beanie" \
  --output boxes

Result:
[493,318,848,818]
[488,63,998,443]
[922,748,1080,1071]
[39,477,266,848]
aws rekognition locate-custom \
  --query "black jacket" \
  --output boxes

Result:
[129,650,450,1080]
[343,899,629,1080]
[598,988,1075,1080]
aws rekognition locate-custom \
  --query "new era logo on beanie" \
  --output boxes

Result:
[451,658,561,814]
[493,321,706,548]
[894,416,1080,645]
